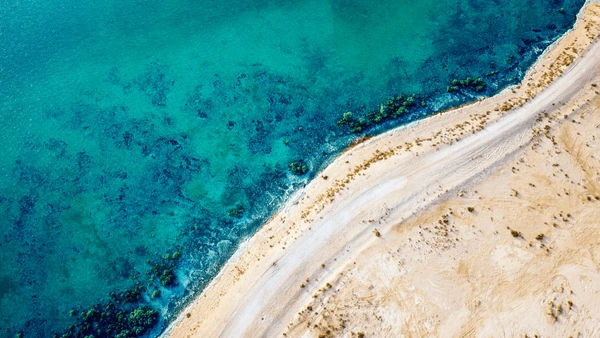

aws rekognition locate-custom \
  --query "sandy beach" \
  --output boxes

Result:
[167,2,600,337]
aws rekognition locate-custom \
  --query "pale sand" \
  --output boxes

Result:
[167,3,600,337]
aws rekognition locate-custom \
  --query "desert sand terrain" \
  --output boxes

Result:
[167,2,600,337]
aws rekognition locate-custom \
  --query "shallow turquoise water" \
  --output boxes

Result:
[0,0,585,336]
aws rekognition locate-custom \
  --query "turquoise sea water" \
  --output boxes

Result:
[0,0,585,336]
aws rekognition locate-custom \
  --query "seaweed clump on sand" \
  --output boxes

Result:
[289,160,309,176]
[54,304,158,338]
[446,76,487,93]
[147,247,183,288]
[53,247,184,338]
[227,204,246,218]
[337,94,425,133]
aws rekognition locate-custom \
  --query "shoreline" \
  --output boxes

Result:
[165,2,600,336]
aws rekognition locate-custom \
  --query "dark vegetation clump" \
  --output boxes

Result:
[54,247,185,337]
[170,250,182,260]
[128,307,160,334]
[160,269,175,287]
[148,248,182,288]
[289,161,309,176]
[446,76,486,93]
[115,284,145,304]
[53,304,158,338]
[337,94,422,133]
[227,204,245,218]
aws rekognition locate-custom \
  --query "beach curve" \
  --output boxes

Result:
[166,2,600,337]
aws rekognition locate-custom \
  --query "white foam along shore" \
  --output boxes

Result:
[165,2,600,337]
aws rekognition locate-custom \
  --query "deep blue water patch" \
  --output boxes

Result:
[0,0,585,336]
